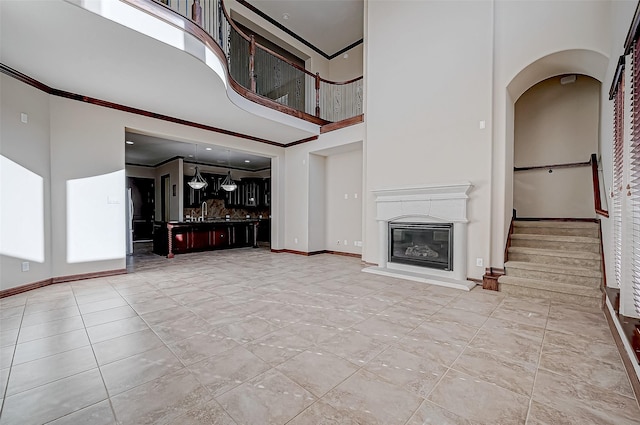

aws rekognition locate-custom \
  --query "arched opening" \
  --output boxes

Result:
[513,74,601,218]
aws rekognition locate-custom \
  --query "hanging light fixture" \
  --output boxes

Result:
[187,145,208,190]
[221,150,237,191]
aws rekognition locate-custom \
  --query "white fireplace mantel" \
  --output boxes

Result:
[364,182,475,291]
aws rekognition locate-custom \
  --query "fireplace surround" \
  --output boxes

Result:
[364,182,475,291]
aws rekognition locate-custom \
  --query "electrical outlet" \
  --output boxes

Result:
[476,258,483,267]
[294,237,298,244]
[344,194,348,199]
[21,261,29,272]
[336,240,340,245]
[343,240,348,246]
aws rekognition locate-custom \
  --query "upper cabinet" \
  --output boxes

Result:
[184,173,270,209]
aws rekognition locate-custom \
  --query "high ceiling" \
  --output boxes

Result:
[245,0,364,57]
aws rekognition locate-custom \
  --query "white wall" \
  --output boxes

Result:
[513,75,600,218]
[325,148,363,255]
[491,0,615,268]
[329,43,364,82]
[0,75,52,290]
[365,0,493,279]
[1,76,286,288]
[284,123,364,253]
[308,154,326,252]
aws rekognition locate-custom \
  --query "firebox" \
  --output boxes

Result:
[389,223,453,270]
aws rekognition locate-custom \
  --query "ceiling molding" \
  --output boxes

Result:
[238,0,363,60]
[0,63,286,148]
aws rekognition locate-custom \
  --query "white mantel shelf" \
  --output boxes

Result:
[364,182,475,291]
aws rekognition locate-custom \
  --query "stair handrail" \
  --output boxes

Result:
[128,0,363,123]
[590,153,610,218]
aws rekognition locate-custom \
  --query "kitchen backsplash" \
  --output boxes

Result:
[184,198,270,221]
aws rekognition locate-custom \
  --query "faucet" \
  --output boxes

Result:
[201,201,207,221]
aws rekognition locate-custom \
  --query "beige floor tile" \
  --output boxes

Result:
[287,400,363,425]
[17,315,84,344]
[188,345,270,397]
[167,398,237,425]
[169,332,239,366]
[0,368,107,425]
[20,306,80,328]
[406,400,479,425]
[321,369,423,425]
[246,328,311,366]
[151,313,212,345]
[215,316,280,344]
[217,369,316,425]
[13,328,89,365]
[532,369,640,425]
[81,305,137,328]
[452,346,537,396]
[350,316,418,343]
[46,400,116,425]
[318,330,388,365]
[543,328,623,365]
[396,333,466,368]
[110,368,211,425]
[100,345,183,396]
[77,297,127,315]
[469,326,542,366]
[276,349,359,397]
[6,345,97,396]
[409,318,480,345]
[86,316,148,344]
[539,343,634,397]
[0,345,15,369]
[92,328,164,365]
[428,369,529,424]
[364,346,447,398]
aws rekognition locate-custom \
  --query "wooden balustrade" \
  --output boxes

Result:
[146,0,363,123]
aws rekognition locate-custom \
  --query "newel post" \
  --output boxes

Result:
[249,35,256,93]
[191,0,202,26]
[315,72,321,117]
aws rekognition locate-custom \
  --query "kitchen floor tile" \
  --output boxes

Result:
[12,328,89,365]
[86,316,148,344]
[92,328,164,365]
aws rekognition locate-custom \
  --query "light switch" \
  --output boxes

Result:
[21,113,28,123]
[479,120,486,129]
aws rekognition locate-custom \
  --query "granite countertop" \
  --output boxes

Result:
[166,218,262,225]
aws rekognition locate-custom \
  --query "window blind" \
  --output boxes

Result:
[613,71,624,291]
[632,38,640,314]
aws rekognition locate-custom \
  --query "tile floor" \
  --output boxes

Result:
[0,248,639,424]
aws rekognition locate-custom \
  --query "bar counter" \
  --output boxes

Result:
[153,219,260,258]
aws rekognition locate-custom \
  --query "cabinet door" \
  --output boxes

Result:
[191,229,210,250]
[172,229,189,253]
[212,229,229,247]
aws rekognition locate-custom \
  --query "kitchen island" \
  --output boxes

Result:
[153,219,261,258]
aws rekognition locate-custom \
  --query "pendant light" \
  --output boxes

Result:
[221,150,237,191]
[187,145,208,190]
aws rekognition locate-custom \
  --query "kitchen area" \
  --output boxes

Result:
[124,132,271,260]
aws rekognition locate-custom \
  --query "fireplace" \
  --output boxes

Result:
[364,182,475,291]
[389,223,453,270]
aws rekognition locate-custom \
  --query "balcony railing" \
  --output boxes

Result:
[154,0,363,123]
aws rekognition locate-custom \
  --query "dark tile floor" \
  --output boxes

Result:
[0,248,638,424]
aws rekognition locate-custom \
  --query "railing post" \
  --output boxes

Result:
[249,35,256,93]
[191,0,202,26]
[315,72,321,117]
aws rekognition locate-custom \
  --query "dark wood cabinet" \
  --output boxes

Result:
[154,221,258,257]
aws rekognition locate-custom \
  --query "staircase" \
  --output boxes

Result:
[498,220,603,308]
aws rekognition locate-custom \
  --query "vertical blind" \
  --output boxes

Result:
[632,38,640,314]
[613,72,624,292]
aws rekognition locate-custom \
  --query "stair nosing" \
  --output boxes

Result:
[507,246,600,260]
[504,261,602,277]
[510,234,599,244]
[498,275,601,296]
